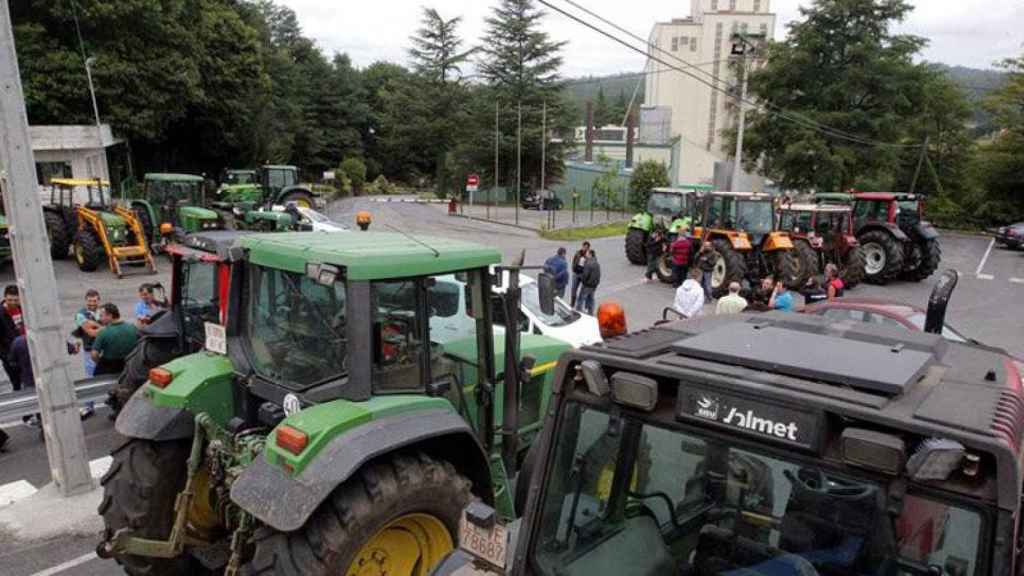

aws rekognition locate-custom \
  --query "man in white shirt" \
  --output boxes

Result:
[715,282,748,315]
[673,271,705,319]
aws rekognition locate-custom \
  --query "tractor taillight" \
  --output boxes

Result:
[276,425,309,456]
[149,368,174,388]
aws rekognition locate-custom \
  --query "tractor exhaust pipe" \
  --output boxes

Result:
[924,269,958,335]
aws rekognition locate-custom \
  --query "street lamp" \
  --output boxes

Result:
[84,56,101,128]
[729,32,766,192]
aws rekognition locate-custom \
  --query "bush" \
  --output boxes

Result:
[629,160,670,211]
[366,175,397,195]
[340,157,367,195]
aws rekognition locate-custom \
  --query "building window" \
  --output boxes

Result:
[35,161,72,186]
[729,0,737,10]
[690,37,698,52]
[672,36,679,51]
[711,0,718,11]
[760,23,768,36]
[754,0,761,12]
[741,22,749,34]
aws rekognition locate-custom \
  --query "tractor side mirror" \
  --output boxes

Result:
[536,272,556,316]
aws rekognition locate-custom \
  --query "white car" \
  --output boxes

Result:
[270,205,348,232]
[430,271,602,349]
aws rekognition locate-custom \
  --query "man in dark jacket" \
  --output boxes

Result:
[543,247,570,298]
[643,231,663,283]
[695,242,718,300]
[575,250,601,315]
[0,285,24,389]
[570,241,591,307]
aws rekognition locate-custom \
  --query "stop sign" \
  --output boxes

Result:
[467,174,480,187]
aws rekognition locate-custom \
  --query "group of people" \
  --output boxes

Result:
[541,241,602,315]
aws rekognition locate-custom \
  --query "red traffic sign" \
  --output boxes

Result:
[467,174,480,187]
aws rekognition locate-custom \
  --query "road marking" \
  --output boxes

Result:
[0,479,37,506]
[1011,278,1024,285]
[29,552,98,576]
[975,237,995,278]
[89,455,112,479]
[977,274,995,280]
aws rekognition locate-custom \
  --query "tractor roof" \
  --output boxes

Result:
[813,193,853,203]
[263,165,297,170]
[145,173,204,182]
[573,312,1024,509]
[50,178,110,187]
[651,184,714,194]
[855,192,919,201]
[707,191,773,199]
[168,230,257,261]
[240,232,502,281]
[781,203,850,212]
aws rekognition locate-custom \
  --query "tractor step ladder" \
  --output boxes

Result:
[112,207,157,278]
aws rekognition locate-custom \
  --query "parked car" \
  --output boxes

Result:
[995,223,1024,250]
[270,204,348,232]
[802,297,973,343]
[430,270,601,348]
[521,190,563,211]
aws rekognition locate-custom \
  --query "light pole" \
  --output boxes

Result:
[84,56,101,128]
[729,32,765,192]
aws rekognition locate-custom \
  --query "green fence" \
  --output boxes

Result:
[550,161,632,211]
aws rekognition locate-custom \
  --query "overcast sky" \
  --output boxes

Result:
[278,0,1024,76]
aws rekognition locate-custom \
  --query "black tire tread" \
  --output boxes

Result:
[858,229,905,284]
[711,238,746,298]
[624,228,647,265]
[45,211,71,260]
[840,246,866,289]
[773,250,803,290]
[904,238,941,282]
[792,239,820,287]
[75,229,105,272]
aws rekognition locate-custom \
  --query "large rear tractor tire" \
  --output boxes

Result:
[772,250,803,290]
[98,438,209,576]
[792,239,820,287]
[858,230,904,285]
[243,451,473,576]
[74,229,105,272]
[902,238,941,282]
[280,190,315,209]
[45,211,71,260]
[839,247,866,289]
[624,228,647,265]
[711,238,746,298]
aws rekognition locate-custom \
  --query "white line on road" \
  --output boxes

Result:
[0,479,36,506]
[975,237,995,277]
[977,274,995,280]
[29,552,98,576]
[1011,278,1024,285]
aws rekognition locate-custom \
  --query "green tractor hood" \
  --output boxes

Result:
[179,205,219,220]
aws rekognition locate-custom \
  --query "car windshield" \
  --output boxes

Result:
[532,401,984,576]
[906,313,969,343]
[247,265,347,388]
[648,193,684,216]
[521,282,579,327]
[736,200,774,234]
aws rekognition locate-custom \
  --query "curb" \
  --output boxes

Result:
[371,197,447,204]
[450,214,542,233]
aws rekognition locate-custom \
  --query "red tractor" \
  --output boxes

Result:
[777,203,866,289]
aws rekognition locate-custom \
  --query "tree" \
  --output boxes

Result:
[593,87,611,126]
[738,0,931,192]
[629,160,670,210]
[408,8,473,84]
[340,157,367,194]
[971,54,1024,224]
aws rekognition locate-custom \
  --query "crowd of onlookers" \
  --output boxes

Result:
[0,283,164,452]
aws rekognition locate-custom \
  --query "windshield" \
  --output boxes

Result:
[226,172,255,185]
[648,193,684,216]
[247,265,347,388]
[532,401,984,576]
[522,282,579,327]
[906,313,969,343]
[152,181,201,205]
[736,200,775,234]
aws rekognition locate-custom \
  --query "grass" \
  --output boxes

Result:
[539,220,628,241]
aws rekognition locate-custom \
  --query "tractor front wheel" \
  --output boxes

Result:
[280,190,315,209]
[858,230,904,285]
[98,438,209,576]
[840,247,866,289]
[624,228,647,265]
[74,230,105,272]
[792,239,819,287]
[711,238,746,298]
[45,211,71,260]
[243,451,473,576]
[773,250,802,290]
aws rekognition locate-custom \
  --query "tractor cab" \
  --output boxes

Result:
[624,185,711,268]
[446,282,1024,575]
[221,169,257,187]
[777,203,866,288]
[216,164,321,211]
[134,174,223,249]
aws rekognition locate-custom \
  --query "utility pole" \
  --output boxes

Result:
[541,101,548,229]
[731,56,749,192]
[908,135,930,195]
[516,101,522,227]
[0,0,93,496]
[492,100,499,221]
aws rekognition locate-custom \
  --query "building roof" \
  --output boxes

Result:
[29,125,122,151]
[145,173,205,182]
[240,232,502,281]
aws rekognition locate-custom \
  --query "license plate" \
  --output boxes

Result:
[459,513,508,569]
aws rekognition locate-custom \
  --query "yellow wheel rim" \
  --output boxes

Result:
[74,243,85,265]
[346,513,453,576]
[296,198,312,209]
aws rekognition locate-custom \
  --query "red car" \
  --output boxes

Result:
[802,297,973,343]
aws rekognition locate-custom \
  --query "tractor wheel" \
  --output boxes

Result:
[792,239,820,287]
[840,247,866,289]
[902,238,941,282]
[656,252,676,284]
[280,190,315,209]
[624,228,647,265]
[858,230,904,285]
[773,250,802,290]
[98,438,210,576]
[710,239,746,298]
[132,206,155,250]
[74,229,105,272]
[44,211,71,260]
[243,451,473,576]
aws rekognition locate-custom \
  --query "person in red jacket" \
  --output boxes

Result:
[670,232,692,287]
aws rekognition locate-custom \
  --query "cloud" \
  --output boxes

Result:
[278,0,1023,75]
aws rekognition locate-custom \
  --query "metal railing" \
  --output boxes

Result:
[0,375,116,424]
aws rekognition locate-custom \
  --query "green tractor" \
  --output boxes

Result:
[97,232,571,576]
[624,185,712,265]
[130,174,224,250]
[215,165,322,211]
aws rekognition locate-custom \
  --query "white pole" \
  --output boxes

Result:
[731,54,749,192]
[516,101,522,226]
[0,0,93,496]
[542,101,549,228]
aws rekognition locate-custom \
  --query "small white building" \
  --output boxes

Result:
[30,124,123,186]
[644,0,776,188]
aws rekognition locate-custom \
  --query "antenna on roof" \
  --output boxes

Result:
[383,223,440,258]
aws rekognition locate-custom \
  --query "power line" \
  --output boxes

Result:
[564,59,724,88]
[541,0,923,150]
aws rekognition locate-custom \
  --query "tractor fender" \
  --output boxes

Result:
[762,232,794,251]
[859,222,908,243]
[275,184,319,204]
[129,199,157,229]
[230,409,493,533]
[710,231,752,251]
[913,221,940,241]
[628,212,652,232]
[115,384,195,441]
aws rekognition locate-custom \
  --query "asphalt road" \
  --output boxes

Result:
[0,196,1021,576]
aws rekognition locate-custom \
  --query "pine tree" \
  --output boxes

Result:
[593,87,611,127]
[408,8,473,85]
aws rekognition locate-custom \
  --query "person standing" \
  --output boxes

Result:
[715,282,749,315]
[134,283,164,327]
[543,247,570,299]
[74,289,102,377]
[643,230,664,283]
[695,242,718,300]
[0,285,25,389]
[575,250,601,315]
[673,270,705,319]
[92,304,139,376]
[669,232,692,287]
[570,241,591,307]
[769,280,796,312]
